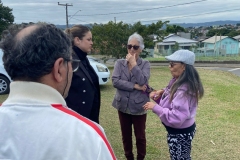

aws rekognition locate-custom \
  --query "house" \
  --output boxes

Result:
[155,34,198,56]
[233,35,240,48]
[200,36,239,56]
[233,35,240,41]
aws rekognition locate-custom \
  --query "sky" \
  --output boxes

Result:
[2,0,240,26]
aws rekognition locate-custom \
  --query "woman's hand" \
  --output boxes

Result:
[134,84,147,91]
[150,89,164,100]
[126,53,137,69]
[149,91,157,99]
[143,102,156,110]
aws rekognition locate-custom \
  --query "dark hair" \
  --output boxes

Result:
[0,23,71,81]
[65,25,90,45]
[170,64,204,102]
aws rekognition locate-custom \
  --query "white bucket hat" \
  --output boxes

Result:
[165,49,195,65]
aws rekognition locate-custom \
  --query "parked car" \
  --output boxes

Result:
[0,50,110,95]
[0,50,11,95]
[87,56,110,85]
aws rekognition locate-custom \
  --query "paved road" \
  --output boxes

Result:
[148,62,240,77]
[200,67,240,77]
[106,61,240,77]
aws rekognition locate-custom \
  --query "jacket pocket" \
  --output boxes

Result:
[115,94,121,101]
[134,97,144,104]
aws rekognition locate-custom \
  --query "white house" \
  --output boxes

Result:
[155,34,198,55]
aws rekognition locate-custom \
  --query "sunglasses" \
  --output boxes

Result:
[169,61,182,68]
[127,44,140,50]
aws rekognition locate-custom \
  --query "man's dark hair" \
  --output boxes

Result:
[0,23,71,81]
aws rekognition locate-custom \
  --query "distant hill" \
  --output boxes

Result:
[170,20,240,28]
[55,20,240,29]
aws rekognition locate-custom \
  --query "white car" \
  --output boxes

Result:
[87,56,110,85]
[0,50,110,94]
[0,50,11,94]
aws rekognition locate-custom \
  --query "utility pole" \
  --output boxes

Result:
[58,2,73,28]
[114,17,116,24]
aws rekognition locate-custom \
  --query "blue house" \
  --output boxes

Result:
[201,36,239,56]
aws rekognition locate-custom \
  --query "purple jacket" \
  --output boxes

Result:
[153,78,197,129]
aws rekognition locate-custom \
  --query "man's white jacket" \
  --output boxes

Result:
[0,82,116,160]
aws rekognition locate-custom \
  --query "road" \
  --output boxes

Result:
[106,61,240,77]
[150,63,240,77]
[200,67,240,77]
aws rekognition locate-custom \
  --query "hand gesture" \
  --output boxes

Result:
[150,89,164,100]
[126,53,137,69]
[134,84,147,91]
[143,102,156,110]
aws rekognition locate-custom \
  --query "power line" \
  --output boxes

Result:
[139,8,240,23]
[70,17,91,24]
[73,0,207,16]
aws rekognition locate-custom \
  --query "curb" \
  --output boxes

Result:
[105,61,240,68]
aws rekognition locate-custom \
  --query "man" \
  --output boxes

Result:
[0,23,116,160]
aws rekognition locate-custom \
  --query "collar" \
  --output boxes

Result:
[3,81,66,105]
[73,46,87,60]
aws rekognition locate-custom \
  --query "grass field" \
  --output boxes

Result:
[0,66,240,160]
[99,67,240,160]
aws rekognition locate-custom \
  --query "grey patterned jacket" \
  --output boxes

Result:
[112,58,150,115]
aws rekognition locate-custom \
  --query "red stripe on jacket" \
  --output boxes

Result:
[51,104,116,160]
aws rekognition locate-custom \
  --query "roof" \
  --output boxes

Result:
[157,34,197,45]
[202,36,228,43]
[233,35,240,40]
[157,42,196,47]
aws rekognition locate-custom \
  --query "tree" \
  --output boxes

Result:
[227,30,240,38]
[91,20,168,59]
[91,21,131,59]
[166,24,185,34]
[172,42,179,52]
[206,28,231,37]
[0,0,14,38]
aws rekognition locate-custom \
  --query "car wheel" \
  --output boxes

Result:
[0,75,10,95]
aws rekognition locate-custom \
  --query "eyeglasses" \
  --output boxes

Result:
[127,44,140,50]
[169,61,182,68]
[65,59,81,72]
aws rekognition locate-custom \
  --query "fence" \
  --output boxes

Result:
[151,48,240,61]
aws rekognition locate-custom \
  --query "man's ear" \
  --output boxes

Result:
[52,58,65,83]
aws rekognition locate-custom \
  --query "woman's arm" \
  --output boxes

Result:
[130,60,150,86]
[153,90,195,128]
[112,60,136,91]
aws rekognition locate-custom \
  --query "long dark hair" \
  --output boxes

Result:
[170,64,204,102]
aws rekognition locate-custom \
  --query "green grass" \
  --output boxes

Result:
[99,67,240,160]
[1,67,240,159]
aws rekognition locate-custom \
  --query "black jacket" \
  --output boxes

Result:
[65,47,101,123]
